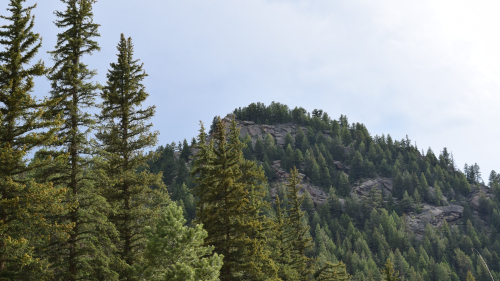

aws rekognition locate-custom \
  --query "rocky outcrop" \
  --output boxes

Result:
[352,177,393,197]
[267,160,328,205]
[333,161,350,173]
[269,180,328,205]
[238,121,303,147]
[405,204,463,239]
[469,183,495,210]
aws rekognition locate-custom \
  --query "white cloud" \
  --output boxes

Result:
[3,0,500,178]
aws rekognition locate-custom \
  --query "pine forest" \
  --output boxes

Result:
[1,1,500,280]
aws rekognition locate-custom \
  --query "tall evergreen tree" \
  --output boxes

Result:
[44,1,116,279]
[191,122,214,224]
[272,194,300,280]
[0,1,69,278]
[96,34,169,280]
[180,138,191,162]
[192,117,278,281]
[284,167,314,280]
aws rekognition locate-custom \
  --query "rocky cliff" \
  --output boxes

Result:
[215,114,490,237]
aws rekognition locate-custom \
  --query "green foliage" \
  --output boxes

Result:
[284,167,315,280]
[96,34,169,280]
[141,202,223,281]
[191,118,278,281]
[4,14,500,277]
[314,262,350,281]
[234,102,294,125]
[39,0,119,279]
[0,0,71,278]
[180,139,192,162]
[381,259,400,281]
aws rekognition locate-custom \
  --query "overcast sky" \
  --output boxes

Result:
[3,0,500,182]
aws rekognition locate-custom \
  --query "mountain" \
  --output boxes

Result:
[149,102,500,281]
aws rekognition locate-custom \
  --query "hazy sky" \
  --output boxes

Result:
[3,0,500,182]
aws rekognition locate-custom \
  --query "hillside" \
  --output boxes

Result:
[149,102,500,281]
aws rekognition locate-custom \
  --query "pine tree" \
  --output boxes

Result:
[96,34,169,280]
[141,202,223,281]
[43,1,116,279]
[180,138,191,162]
[350,151,364,183]
[381,259,400,281]
[191,122,214,224]
[0,1,69,278]
[284,132,294,149]
[284,144,295,172]
[336,172,350,197]
[293,149,304,171]
[466,271,475,281]
[419,173,430,202]
[255,137,265,161]
[284,167,314,280]
[192,117,278,281]
[271,194,300,281]
[400,191,414,212]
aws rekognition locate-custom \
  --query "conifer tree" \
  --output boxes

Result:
[141,202,223,281]
[381,259,400,281]
[96,34,169,280]
[336,172,350,197]
[284,167,314,280]
[180,138,191,162]
[466,271,475,281]
[191,122,214,223]
[272,194,300,280]
[255,137,265,161]
[284,132,294,149]
[43,1,116,279]
[192,117,278,281]
[0,0,69,278]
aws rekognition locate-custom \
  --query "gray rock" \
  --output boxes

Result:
[333,161,350,173]
[405,204,463,239]
[353,178,393,197]
[269,180,328,205]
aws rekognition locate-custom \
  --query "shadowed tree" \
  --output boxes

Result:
[192,117,278,281]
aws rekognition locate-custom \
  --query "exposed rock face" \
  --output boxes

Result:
[238,121,303,147]
[214,115,470,236]
[352,177,393,197]
[469,183,495,210]
[333,161,350,173]
[428,186,449,205]
[269,180,328,205]
[405,204,464,239]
